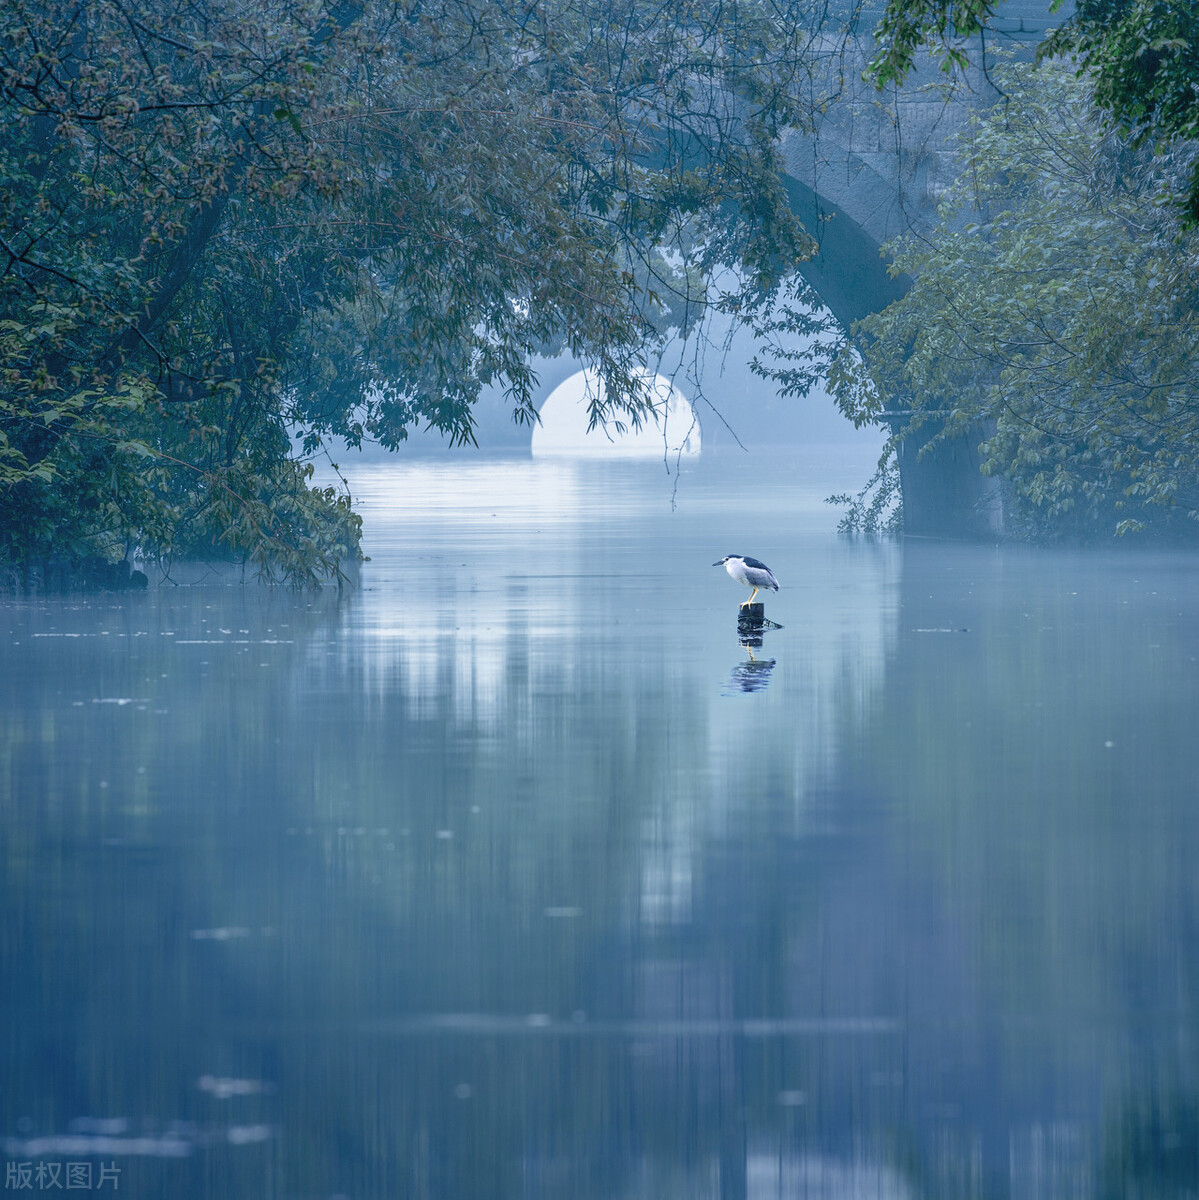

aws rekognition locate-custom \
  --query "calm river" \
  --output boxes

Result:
[3,448,1198,1199]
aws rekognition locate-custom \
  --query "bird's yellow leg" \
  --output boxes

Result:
[740,587,760,609]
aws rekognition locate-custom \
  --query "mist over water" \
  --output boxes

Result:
[3,447,1198,1199]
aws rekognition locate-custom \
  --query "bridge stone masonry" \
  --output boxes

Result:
[780,2,1070,537]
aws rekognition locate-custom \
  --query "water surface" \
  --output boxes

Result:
[3,449,1198,1198]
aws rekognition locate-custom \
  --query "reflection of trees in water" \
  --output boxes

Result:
[7,538,1198,1197]
[0,589,339,1194]
[826,543,1199,1200]
[0,525,910,1197]
[1101,1092,1199,1200]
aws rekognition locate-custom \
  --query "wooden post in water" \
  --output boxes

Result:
[737,602,765,631]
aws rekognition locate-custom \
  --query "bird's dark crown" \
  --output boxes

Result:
[714,554,770,569]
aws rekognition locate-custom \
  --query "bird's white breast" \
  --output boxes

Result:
[725,559,751,586]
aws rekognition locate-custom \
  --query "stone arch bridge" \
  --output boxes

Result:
[521,5,1065,535]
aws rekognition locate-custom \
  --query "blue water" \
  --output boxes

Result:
[3,448,1198,1198]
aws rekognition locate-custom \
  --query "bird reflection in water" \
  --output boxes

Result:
[724,639,777,693]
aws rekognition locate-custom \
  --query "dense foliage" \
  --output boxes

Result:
[869,0,1199,222]
[1,0,841,584]
[828,60,1199,536]
[1043,0,1199,223]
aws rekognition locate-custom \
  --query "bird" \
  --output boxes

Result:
[713,555,779,609]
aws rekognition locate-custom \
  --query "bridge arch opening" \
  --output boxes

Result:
[532,368,701,458]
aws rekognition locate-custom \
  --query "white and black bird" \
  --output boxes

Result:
[713,554,780,608]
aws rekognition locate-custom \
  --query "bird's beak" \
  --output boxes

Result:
[712,559,724,566]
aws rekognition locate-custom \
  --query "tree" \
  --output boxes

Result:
[868,0,1199,222]
[1,0,844,584]
[827,58,1199,536]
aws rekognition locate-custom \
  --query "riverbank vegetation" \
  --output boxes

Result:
[826,57,1199,537]
[813,0,1199,537]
